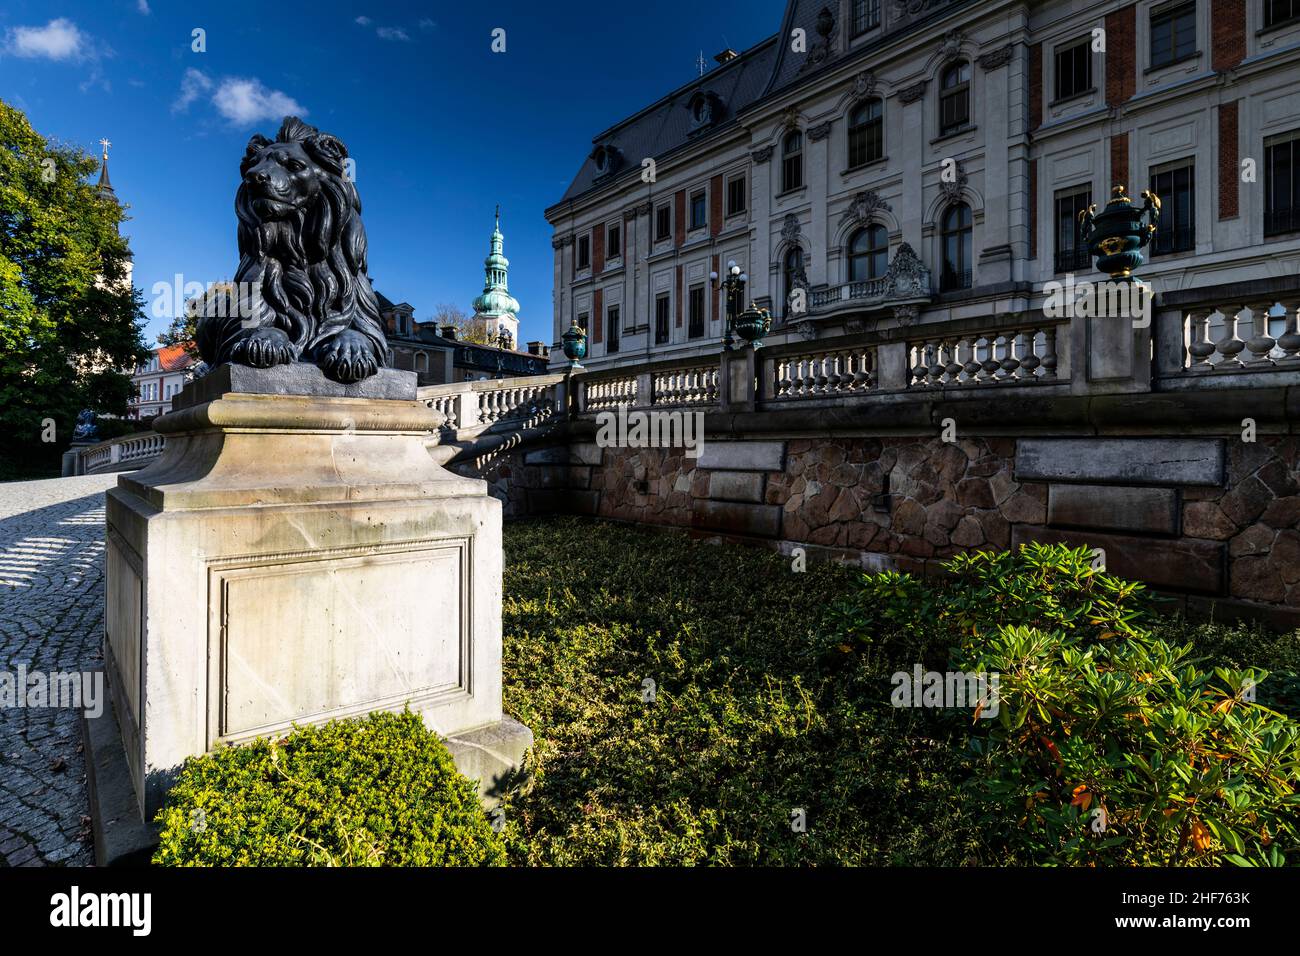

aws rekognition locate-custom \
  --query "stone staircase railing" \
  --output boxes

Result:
[417,373,567,438]
[66,431,166,476]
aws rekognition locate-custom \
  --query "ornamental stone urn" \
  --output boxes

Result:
[1078,185,1161,281]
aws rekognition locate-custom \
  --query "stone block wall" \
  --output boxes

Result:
[462,431,1300,626]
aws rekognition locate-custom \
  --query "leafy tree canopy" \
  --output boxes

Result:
[0,99,148,478]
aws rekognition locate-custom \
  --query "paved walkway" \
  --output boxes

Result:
[0,475,117,867]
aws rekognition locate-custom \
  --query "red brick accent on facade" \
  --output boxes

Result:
[1105,5,1136,107]
[674,190,686,246]
[1028,43,1042,133]
[675,266,683,327]
[1110,132,1129,193]
[1028,159,1038,259]
[709,175,723,237]
[592,225,605,274]
[711,254,720,320]
[1212,0,1247,72]
[1219,100,1240,219]
[592,288,603,344]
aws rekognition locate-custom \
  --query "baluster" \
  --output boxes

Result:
[999,332,1023,381]
[1185,310,1215,371]
[1040,327,1059,380]
[978,336,1000,383]
[778,359,792,397]
[1245,301,1277,366]
[910,344,929,387]
[1277,301,1300,364]
[927,342,946,387]
[961,338,982,385]
[1019,330,1042,380]
[1217,305,1247,369]
[945,340,964,385]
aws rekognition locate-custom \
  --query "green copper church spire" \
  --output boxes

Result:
[471,204,520,321]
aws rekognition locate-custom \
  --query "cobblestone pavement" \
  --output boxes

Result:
[0,475,117,867]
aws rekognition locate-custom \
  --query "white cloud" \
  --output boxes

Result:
[376,26,409,41]
[354,16,371,26]
[212,77,307,124]
[137,0,151,13]
[172,67,212,113]
[5,18,88,60]
[419,19,436,30]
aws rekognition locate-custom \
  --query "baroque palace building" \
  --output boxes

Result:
[545,0,1300,368]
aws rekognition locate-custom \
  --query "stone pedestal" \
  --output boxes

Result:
[100,365,531,823]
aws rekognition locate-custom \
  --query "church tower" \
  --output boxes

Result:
[95,137,132,288]
[470,206,520,348]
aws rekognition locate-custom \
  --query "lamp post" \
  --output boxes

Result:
[709,259,749,352]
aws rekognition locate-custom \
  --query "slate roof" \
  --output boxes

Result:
[556,33,781,205]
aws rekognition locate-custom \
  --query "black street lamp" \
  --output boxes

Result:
[709,259,749,352]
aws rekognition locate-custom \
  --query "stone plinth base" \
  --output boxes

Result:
[102,366,530,821]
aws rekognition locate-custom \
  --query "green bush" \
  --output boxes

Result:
[855,543,1300,867]
[153,710,505,867]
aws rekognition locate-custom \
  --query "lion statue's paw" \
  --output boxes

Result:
[231,327,295,368]
[317,329,379,384]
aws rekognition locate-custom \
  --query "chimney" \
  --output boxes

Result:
[714,48,738,64]
[527,341,550,357]
[440,325,457,341]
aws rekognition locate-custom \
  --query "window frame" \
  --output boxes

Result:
[689,188,707,231]
[938,61,972,136]
[847,224,889,282]
[851,0,882,36]
[1264,0,1300,30]
[1053,185,1093,273]
[655,203,672,242]
[654,293,671,345]
[1052,37,1093,103]
[606,304,620,354]
[847,98,884,169]
[1264,130,1300,236]
[940,202,973,292]
[576,234,591,271]
[1149,159,1196,256]
[781,130,804,193]
[606,221,621,260]
[687,284,706,339]
[1149,0,1197,70]
[782,246,804,317]
[726,173,747,217]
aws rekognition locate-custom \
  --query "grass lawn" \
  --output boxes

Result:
[497,517,1300,867]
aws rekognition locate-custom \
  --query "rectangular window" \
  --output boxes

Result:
[688,285,705,339]
[690,189,706,230]
[655,294,671,345]
[1265,0,1300,28]
[1150,1,1197,69]
[576,311,589,333]
[655,203,671,241]
[1150,161,1195,255]
[607,222,621,259]
[606,306,620,354]
[726,175,747,216]
[1265,130,1300,236]
[1054,39,1092,101]
[939,63,971,136]
[1053,186,1092,272]
[852,0,881,35]
[576,235,590,270]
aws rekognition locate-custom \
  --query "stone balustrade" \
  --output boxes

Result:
[769,345,878,400]
[584,375,640,411]
[417,373,566,435]
[1154,286,1300,388]
[69,431,167,476]
[651,365,719,406]
[907,321,1063,388]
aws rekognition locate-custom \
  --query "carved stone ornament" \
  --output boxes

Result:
[636,201,653,216]
[798,6,839,73]
[551,234,569,249]
[794,318,818,340]
[883,243,931,300]
[939,160,968,201]
[839,190,893,226]
[808,121,833,141]
[853,71,877,97]
[898,81,928,104]
[938,29,965,62]
[781,213,802,243]
[892,303,920,326]
[977,44,1014,70]
[751,145,774,164]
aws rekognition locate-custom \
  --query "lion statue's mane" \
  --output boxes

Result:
[195,116,388,383]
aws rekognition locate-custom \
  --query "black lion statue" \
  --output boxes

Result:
[195,117,387,383]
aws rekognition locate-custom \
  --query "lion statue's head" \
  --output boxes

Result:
[195,116,388,384]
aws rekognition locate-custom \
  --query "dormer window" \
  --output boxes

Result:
[591,144,621,176]
[687,90,722,132]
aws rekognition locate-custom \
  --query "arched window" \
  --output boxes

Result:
[783,246,804,317]
[939,61,971,135]
[781,130,803,192]
[847,98,883,168]
[940,203,973,291]
[848,224,889,282]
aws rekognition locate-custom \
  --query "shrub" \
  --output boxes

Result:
[153,710,505,867]
[855,543,1300,867]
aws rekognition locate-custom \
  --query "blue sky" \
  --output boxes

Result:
[0,0,782,348]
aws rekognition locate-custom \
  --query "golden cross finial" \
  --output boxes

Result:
[98,138,111,161]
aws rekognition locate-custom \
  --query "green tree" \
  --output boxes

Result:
[0,99,148,479]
